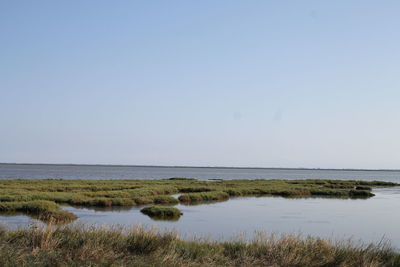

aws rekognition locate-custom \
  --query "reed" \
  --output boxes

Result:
[0,224,398,267]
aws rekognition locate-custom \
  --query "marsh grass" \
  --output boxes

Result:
[178,191,230,203]
[141,205,182,219]
[349,190,375,197]
[356,185,373,191]
[0,200,76,223]
[0,224,398,267]
[153,195,180,204]
[0,178,397,223]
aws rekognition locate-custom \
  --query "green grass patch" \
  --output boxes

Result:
[356,185,372,191]
[153,195,179,204]
[140,205,182,219]
[0,200,76,223]
[349,190,375,197]
[179,191,230,203]
[0,178,397,223]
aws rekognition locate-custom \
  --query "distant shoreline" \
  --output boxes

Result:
[1,162,399,172]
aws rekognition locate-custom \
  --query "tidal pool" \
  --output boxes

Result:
[1,187,400,248]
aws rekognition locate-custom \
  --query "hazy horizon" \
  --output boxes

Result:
[1,1,400,169]
[2,162,400,172]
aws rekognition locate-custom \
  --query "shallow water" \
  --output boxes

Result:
[1,164,400,182]
[2,187,400,248]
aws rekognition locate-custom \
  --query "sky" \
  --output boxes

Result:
[1,1,400,169]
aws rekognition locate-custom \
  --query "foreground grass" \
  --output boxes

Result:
[0,178,397,222]
[0,224,398,267]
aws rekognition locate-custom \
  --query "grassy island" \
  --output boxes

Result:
[141,205,182,219]
[0,200,77,223]
[0,225,398,266]
[0,178,397,223]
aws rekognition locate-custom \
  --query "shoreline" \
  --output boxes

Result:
[1,162,400,172]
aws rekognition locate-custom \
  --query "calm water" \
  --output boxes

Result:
[1,164,400,248]
[1,164,400,182]
[1,187,400,247]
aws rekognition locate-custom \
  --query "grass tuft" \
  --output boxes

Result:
[141,205,182,219]
[179,191,230,203]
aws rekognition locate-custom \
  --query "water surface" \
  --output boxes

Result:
[2,187,400,248]
[1,164,400,182]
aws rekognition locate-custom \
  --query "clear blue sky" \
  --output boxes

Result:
[1,1,400,169]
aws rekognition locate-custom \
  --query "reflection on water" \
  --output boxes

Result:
[67,205,134,212]
[1,187,400,248]
[0,214,44,228]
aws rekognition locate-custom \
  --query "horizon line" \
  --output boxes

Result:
[1,162,399,172]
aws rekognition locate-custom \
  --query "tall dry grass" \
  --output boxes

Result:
[0,224,398,267]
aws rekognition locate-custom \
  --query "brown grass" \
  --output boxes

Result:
[0,224,398,267]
